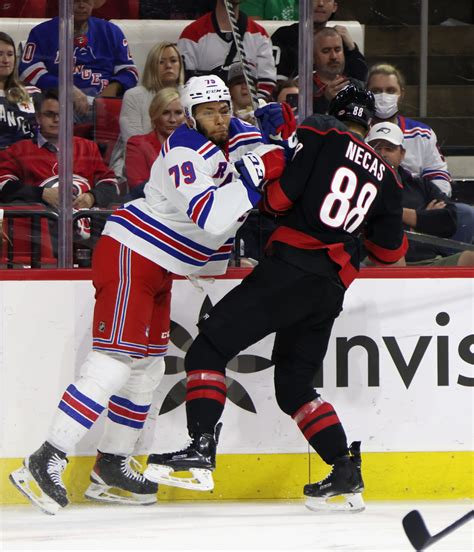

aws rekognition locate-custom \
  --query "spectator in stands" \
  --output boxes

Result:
[178,0,277,100]
[125,88,184,194]
[46,0,140,19]
[275,79,299,113]
[311,27,364,114]
[272,0,367,83]
[240,0,298,20]
[366,122,474,266]
[367,63,452,196]
[0,32,41,150]
[19,0,138,122]
[0,90,119,210]
[111,42,184,182]
[139,0,215,19]
[227,62,258,124]
[120,42,184,144]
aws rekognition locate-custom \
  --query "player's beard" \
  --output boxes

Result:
[196,121,229,147]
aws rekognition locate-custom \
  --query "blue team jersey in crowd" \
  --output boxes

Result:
[19,17,138,96]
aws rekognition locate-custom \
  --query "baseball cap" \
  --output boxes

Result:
[227,62,257,85]
[366,122,404,147]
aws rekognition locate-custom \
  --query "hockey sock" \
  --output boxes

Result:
[97,357,165,456]
[97,395,151,457]
[184,334,228,435]
[47,351,131,454]
[185,370,227,435]
[292,399,348,465]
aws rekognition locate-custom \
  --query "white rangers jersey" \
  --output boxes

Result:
[398,115,452,196]
[178,12,276,99]
[103,117,263,276]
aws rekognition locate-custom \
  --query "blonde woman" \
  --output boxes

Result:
[125,88,184,193]
[111,42,184,181]
[0,32,41,150]
[119,42,184,143]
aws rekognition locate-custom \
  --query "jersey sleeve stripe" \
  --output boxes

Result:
[20,63,48,85]
[404,131,432,140]
[228,131,261,147]
[364,234,408,265]
[186,186,217,227]
[421,170,451,181]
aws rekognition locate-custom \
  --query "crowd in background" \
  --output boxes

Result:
[0,0,472,267]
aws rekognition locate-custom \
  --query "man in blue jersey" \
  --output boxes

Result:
[9,75,287,515]
[19,0,138,121]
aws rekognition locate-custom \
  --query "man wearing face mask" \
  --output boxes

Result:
[367,63,452,197]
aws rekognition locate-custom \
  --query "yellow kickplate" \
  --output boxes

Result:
[1,451,472,504]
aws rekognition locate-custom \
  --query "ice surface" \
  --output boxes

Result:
[1,500,473,552]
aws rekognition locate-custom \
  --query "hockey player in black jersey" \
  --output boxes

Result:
[145,85,408,512]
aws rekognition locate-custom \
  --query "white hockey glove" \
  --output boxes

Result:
[235,152,266,206]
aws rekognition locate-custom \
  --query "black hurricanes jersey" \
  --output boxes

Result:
[262,114,408,287]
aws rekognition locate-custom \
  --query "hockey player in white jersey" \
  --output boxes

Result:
[9,75,286,515]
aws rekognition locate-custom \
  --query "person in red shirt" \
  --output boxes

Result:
[0,90,118,207]
[124,87,184,194]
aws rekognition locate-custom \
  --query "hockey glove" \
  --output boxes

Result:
[251,144,286,181]
[235,151,266,206]
[254,102,298,160]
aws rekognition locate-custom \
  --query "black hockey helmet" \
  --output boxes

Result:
[328,84,375,130]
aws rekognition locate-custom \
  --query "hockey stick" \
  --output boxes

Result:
[223,0,260,114]
[402,509,474,551]
[405,230,474,252]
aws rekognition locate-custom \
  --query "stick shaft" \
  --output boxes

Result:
[223,0,260,113]
[430,510,474,545]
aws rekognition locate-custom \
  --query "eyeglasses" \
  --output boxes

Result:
[41,111,60,120]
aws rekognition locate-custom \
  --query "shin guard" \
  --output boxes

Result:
[47,351,132,453]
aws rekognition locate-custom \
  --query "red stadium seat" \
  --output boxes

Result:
[1,205,56,268]
[93,97,122,165]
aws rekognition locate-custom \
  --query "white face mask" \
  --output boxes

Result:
[373,92,400,119]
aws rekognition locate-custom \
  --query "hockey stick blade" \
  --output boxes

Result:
[402,509,474,551]
[223,0,260,114]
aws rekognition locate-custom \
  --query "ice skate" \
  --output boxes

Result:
[304,441,365,513]
[9,441,69,515]
[145,423,222,491]
[84,451,158,505]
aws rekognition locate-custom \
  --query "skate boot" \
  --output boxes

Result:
[84,451,158,505]
[9,441,69,515]
[145,423,222,491]
[304,441,365,513]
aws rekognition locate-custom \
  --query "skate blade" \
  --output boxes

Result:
[9,466,62,516]
[144,464,214,491]
[84,482,157,505]
[305,492,365,514]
